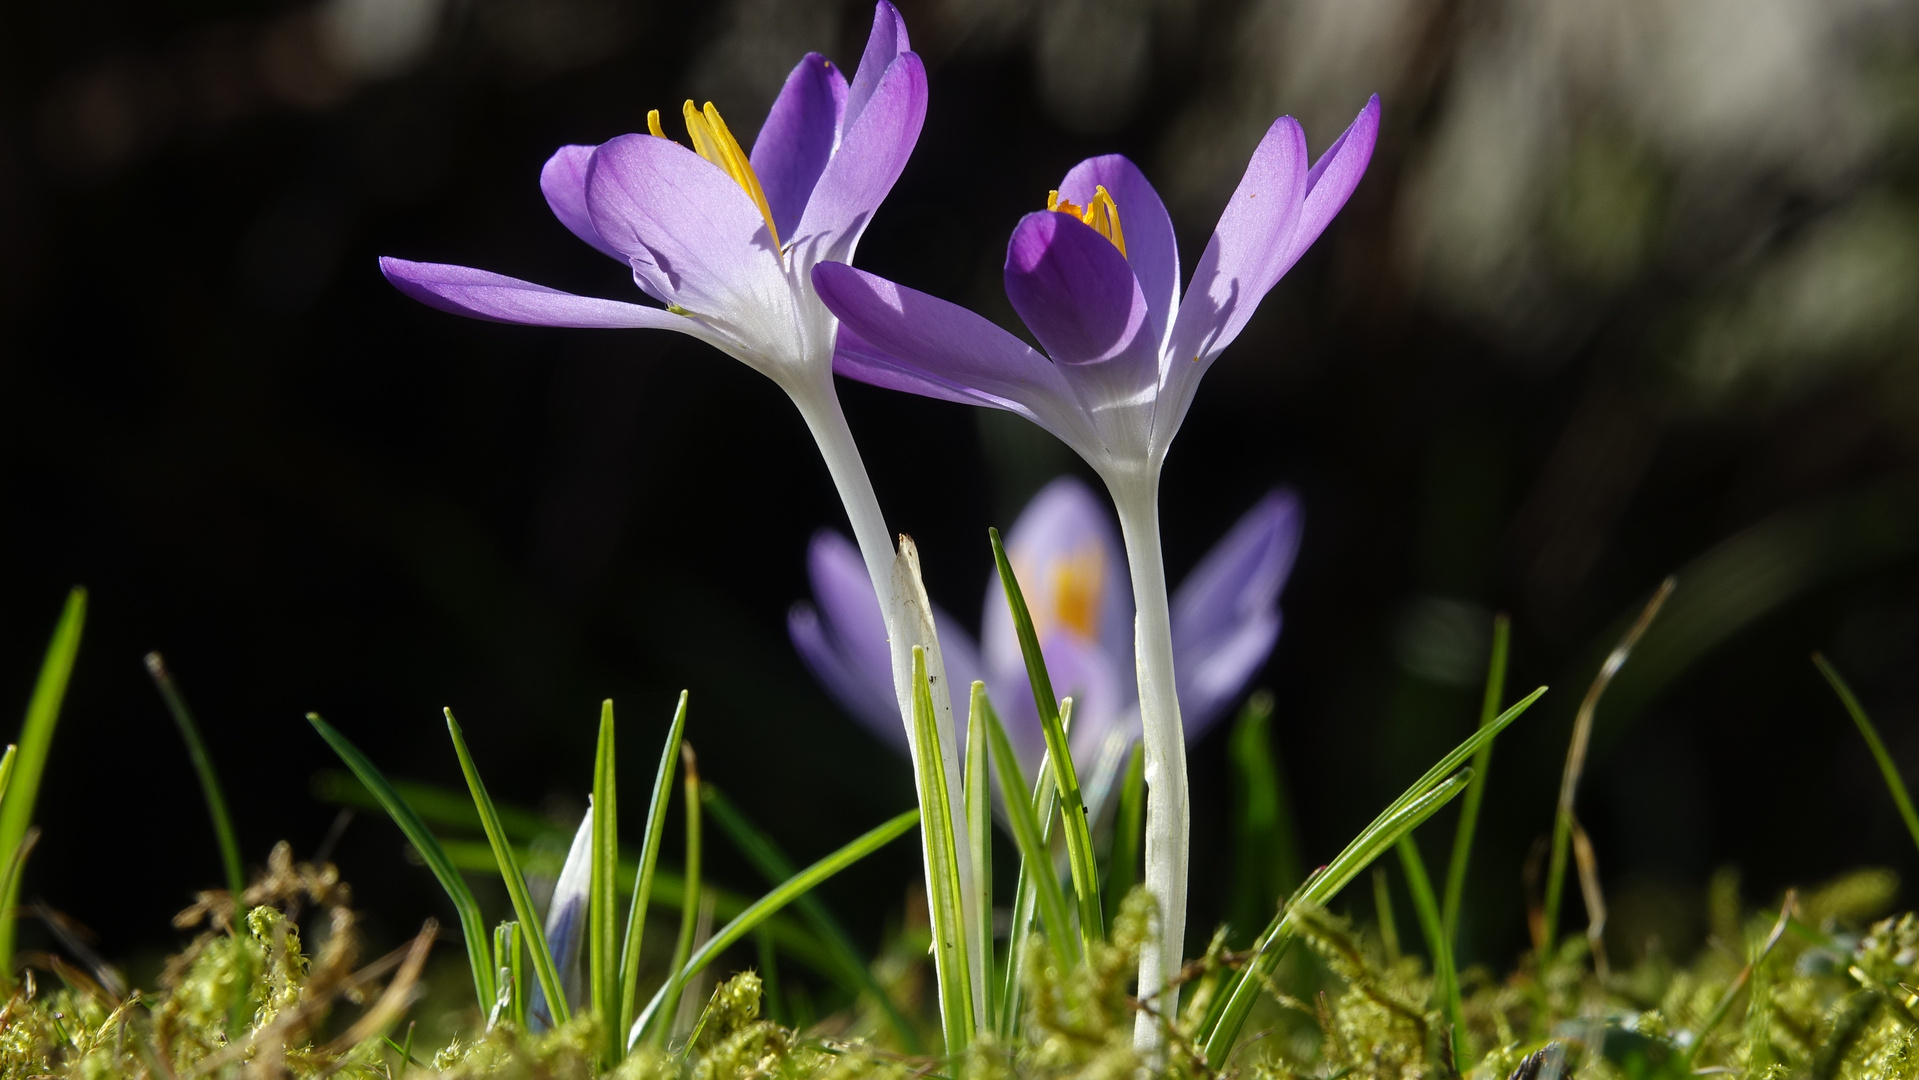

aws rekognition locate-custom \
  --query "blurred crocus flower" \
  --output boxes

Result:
[791,477,1301,798]
[529,804,593,1032]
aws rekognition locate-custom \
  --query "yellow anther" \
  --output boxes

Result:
[1044,185,1126,257]
[647,109,666,139]
[648,99,783,253]
[1050,545,1105,640]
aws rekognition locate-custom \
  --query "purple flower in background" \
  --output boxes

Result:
[790,477,1301,788]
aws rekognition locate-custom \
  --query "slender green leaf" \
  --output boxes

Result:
[703,783,921,1052]
[988,528,1103,944]
[1104,741,1144,937]
[1443,613,1510,950]
[964,682,995,1028]
[999,745,1059,1038]
[1227,692,1301,941]
[591,699,620,1062]
[445,709,569,1026]
[146,653,245,897]
[653,740,704,1047]
[629,807,920,1045]
[1372,867,1400,963]
[309,713,495,1011]
[490,921,524,1030]
[0,588,85,983]
[907,647,976,1054]
[1815,653,1919,858]
[622,691,684,1040]
[1396,835,1463,1070]
[980,687,1077,972]
[0,747,18,811]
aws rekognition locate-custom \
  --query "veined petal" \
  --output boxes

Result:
[790,51,927,267]
[751,53,849,243]
[378,258,707,333]
[1171,489,1301,736]
[540,144,625,263]
[845,0,910,132]
[584,134,790,328]
[1056,155,1180,348]
[529,806,593,1032]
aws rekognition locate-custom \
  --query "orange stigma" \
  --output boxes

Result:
[1046,185,1127,257]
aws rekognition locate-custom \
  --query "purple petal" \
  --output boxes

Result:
[1286,96,1381,273]
[540,144,625,263]
[751,53,849,243]
[1171,489,1302,736]
[986,629,1125,779]
[1005,211,1153,367]
[845,1,910,131]
[981,477,1133,680]
[814,262,1084,437]
[789,531,901,745]
[529,806,593,1031]
[584,134,786,316]
[1056,155,1180,347]
[790,51,927,265]
[378,257,696,330]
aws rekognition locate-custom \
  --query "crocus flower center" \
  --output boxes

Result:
[1045,186,1127,257]
[648,101,784,254]
[1027,543,1105,641]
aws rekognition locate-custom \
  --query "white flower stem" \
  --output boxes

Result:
[787,374,988,1032]
[1109,474,1188,1058]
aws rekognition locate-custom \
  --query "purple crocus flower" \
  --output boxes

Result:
[809,99,1378,1046]
[790,477,1301,789]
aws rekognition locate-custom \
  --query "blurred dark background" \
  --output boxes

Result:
[3,0,1918,1002]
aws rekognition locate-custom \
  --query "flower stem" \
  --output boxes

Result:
[1109,477,1188,1058]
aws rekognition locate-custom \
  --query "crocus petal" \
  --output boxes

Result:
[378,258,704,332]
[751,53,849,243]
[1283,95,1381,274]
[814,262,1090,444]
[789,531,900,744]
[529,805,593,1032]
[584,134,789,325]
[980,476,1132,680]
[540,144,624,263]
[790,51,927,267]
[1171,489,1302,735]
[984,629,1124,779]
[1056,155,1181,348]
[844,0,910,132]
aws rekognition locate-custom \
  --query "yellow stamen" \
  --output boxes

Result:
[1044,185,1127,257]
[676,99,783,252]
[647,109,666,139]
[1050,544,1105,640]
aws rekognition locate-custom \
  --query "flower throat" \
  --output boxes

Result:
[649,101,782,253]
[1046,186,1127,257]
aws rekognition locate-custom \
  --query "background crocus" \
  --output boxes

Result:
[791,478,1302,814]
[376,1,988,1032]
[812,97,1379,1046]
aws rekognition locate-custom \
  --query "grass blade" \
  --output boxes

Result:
[1815,653,1919,857]
[1442,613,1510,951]
[654,741,703,1046]
[591,699,620,1062]
[965,682,996,1027]
[0,747,17,813]
[490,920,524,1030]
[702,783,921,1052]
[1227,692,1302,941]
[628,807,920,1046]
[989,527,1104,944]
[980,685,1077,972]
[621,691,687,1040]
[309,713,495,1011]
[998,744,1060,1037]
[1372,867,1399,963]
[1396,835,1462,1070]
[908,647,976,1054]
[445,708,569,1027]
[1104,740,1144,936]
[145,653,245,897]
[0,588,85,984]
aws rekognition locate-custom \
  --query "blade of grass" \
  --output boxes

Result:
[628,807,920,1046]
[964,681,995,1028]
[702,783,921,1052]
[489,920,524,1030]
[0,587,85,984]
[309,713,495,1011]
[145,653,245,897]
[1104,740,1144,936]
[981,686,1078,978]
[1814,653,1919,857]
[1372,867,1400,963]
[653,741,704,1047]
[0,747,17,810]
[1542,579,1673,957]
[622,692,685,1040]
[1396,834,1462,1070]
[1442,613,1509,951]
[989,527,1104,945]
[1228,692,1302,941]
[445,708,569,1027]
[998,743,1060,1037]
[591,699,620,1062]
[907,646,976,1054]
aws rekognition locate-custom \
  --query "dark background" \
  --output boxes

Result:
[3,0,1918,1000]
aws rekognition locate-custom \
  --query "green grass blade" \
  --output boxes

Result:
[490,920,523,1030]
[308,713,495,1011]
[964,682,995,1027]
[1815,653,1919,857]
[591,699,620,1062]
[1372,867,1400,963]
[1443,613,1510,952]
[1227,692,1302,941]
[980,686,1077,972]
[629,807,920,1046]
[0,747,18,813]
[998,747,1060,1038]
[988,527,1104,944]
[621,691,686,1040]
[1104,740,1144,937]
[145,653,245,897]
[445,708,569,1027]
[907,646,976,1054]
[1396,835,1463,1070]
[0,588,85,984]
[702,783,921,1052]
[654,740,703,1046]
